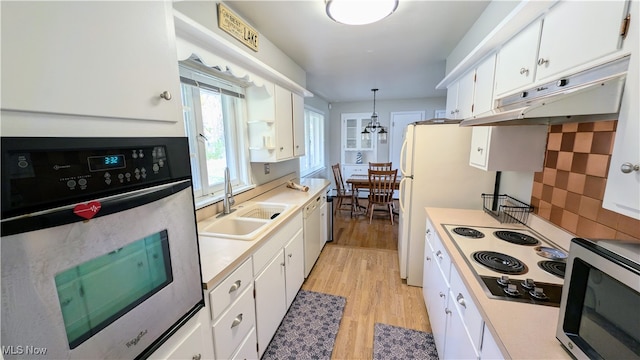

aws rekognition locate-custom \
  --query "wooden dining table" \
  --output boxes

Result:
[345,174,402,215]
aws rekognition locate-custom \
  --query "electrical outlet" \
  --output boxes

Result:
[264,163,270,174]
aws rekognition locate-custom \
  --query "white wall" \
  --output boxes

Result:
[445,1,519,75]
[328,97,446,169]
[173,1,306,87]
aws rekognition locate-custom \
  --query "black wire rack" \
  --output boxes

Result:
[482,194,533,225]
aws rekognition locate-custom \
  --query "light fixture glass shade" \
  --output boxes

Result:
[326,0,399,25]
[378,127,387,142]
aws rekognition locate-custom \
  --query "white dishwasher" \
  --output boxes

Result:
[303,194,324,277]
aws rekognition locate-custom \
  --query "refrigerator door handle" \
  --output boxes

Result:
[399,177,409,213]
[399,137,409,176]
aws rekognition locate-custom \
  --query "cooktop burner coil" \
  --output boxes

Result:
[493,231,540,246]
[452,227,485,238]
[472,251,528,275]
[538,260,566,279]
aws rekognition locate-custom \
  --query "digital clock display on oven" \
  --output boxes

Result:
[87,154,126,172]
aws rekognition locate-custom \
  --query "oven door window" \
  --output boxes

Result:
[54,230,172,349]
[566,258,640,359]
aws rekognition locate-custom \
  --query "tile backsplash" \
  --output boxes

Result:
[530,121,640,241]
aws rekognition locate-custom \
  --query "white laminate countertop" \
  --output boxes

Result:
[425,207,572,360]
[197,178,330,290]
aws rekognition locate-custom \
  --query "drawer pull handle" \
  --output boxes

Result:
[456,293,466,308]
[229,280,241,293]
[445,308,452,315]
[231,313,243,329]
[435,250,443,260]
[192,354,202,360]
[439,292,445,298]
[426,256,431,261]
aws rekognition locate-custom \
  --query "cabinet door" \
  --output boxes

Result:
[446,82,459,119]
[429,262,449,358]
[480,324,504,360]
[469,127,490,169]
[443,295,480,360]
[457,70,476,119]
[275,86,294,160]
[292,93,306,157]
[284,230,304,308]
[473,54,497,116]
[494,20,541,96]
[603,0,639,220]
[536,1,628,81]
[1,1,181,123]
[148,308,214,360]
[254,250,287,358]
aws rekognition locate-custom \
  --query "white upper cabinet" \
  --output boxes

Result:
[472,54,497,116]
[536,1,629,82]
[494,20,542,97]
[247,83,304,162]
[495,1,630,97]
[469,125,548,171]
[603,0,639,220]
[1,1,182,123]
[446,71,475,119]
[292,93,306,157]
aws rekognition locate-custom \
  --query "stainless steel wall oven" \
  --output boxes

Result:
[1,137,204,359]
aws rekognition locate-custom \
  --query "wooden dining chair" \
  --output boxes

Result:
[369,162,392,171]
[331,163,357,216]
[366,169,398,224]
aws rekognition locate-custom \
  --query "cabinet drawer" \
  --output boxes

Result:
[450,266,483,350]
[212,286,256,360]
[232,327,258,360]
[210,258,253,321]
[253,212,302,274]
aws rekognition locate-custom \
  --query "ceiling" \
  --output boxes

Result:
[224,1,490,103]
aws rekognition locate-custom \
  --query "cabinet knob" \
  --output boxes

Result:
[477,147,483,153]
[426,256,431,261]
[456,293,466,308]
[519,67,529,76]
[192,354,202,360]
[288,253,293,258]
[228,280,241,294]
[439,292,446,298]
[621,162,640,174]
[280,147,284,151]
[160,91,172,100]
[537,58,549,66]
[445,308,452,315]
[435,250,443,260]
[450,110,456,115]
[231,313,243,328]
[281,262,285,267]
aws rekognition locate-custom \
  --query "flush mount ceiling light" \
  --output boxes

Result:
[325,0,399,25]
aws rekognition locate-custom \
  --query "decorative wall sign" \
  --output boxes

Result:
[217,3,259,52]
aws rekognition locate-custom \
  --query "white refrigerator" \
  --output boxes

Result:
[398,121,496,286]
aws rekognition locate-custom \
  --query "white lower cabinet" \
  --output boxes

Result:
[212,285,256,360]
[443,296,480,360]
[480,324,504,360]
[148,308,214,360]
[208,258,257,360]
[231,328,258,360]
[255,249,288,356]
[423,217,504,360]
[253,213,304,357]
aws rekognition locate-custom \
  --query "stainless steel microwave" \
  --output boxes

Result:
[556,238,640,359]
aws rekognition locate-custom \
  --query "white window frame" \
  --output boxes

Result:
[299,106,326,177]
[179,63,253,208]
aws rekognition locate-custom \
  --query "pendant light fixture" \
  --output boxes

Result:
[326,0,399,25]
[361,88,387,142]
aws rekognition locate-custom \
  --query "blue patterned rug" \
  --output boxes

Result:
[373,323,439,360]
[262,290,346,360]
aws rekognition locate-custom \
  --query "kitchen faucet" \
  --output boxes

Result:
[220,167,236,216]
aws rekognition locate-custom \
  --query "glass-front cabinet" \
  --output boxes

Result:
[341,113,377,180]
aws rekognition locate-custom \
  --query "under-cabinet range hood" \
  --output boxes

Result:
[460,55,630,126]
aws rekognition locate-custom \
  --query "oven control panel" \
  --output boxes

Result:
[1,137,191,219]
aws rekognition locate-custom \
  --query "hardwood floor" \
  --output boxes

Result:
[301,202,431,359]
